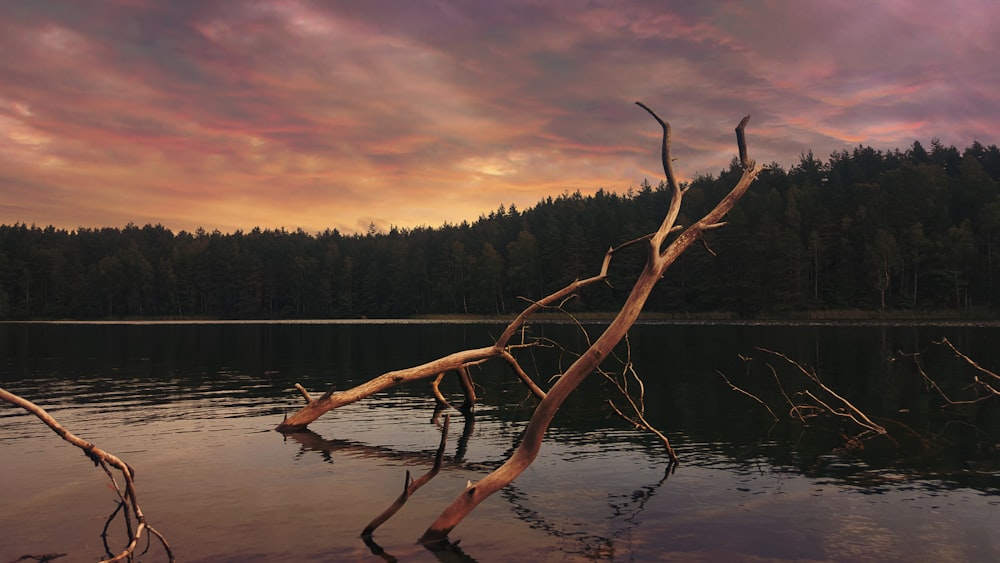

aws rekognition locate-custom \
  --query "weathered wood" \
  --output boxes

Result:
[0,387,175,562]
[276,346,500,431]
[420,105,762,543]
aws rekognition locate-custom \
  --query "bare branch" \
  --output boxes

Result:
[757,347,887,435]
[898,340,1000,405]
[0,387,174,563]
[430,373,451,409]
[716,370,779,421]
[420,106,761,543]
[636,101,686,256]
[499,350,547,400]
[456,366,478,413]
[294,383,313,403]
[635,101,678,193]
[937,337,1000,385]
[736,115,751,169]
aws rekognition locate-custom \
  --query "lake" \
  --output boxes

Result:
[1,321,999,562]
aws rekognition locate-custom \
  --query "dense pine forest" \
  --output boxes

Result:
[3,139,1000,320]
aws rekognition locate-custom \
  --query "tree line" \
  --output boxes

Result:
[2,139,999,320]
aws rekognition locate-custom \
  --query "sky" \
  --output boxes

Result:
[1,1,997,235]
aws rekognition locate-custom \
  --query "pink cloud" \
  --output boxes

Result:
[0,0,997,234]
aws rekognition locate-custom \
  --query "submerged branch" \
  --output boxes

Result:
[362,415,451,537]
[419,106,761,543]
[756,348,886,435]
[0,387,174,563]
[716,370,779,422]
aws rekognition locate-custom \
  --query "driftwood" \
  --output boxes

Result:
[274,101,761,542]
[417,104,762,543]
[0,388,174,563]
[278,104,758,436]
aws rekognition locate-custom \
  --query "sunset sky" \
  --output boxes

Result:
[1,1,997,235]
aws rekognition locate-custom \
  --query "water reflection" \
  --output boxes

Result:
[280,414,678,561]
[2,321,1000,561]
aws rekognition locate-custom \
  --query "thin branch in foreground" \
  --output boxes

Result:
[0,387,174,563]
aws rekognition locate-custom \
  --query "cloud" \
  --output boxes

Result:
[0,0,997,234]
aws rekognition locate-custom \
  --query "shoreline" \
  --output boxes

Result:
[3,308,999,326]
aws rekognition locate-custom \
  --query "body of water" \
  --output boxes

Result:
[1,321,999,562]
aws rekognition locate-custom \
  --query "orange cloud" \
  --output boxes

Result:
[0,0,997,234]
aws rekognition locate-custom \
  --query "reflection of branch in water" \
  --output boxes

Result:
[6,554,67,562]
[422,539,481,563]
[280,417,487,471]
[497,462,675,560]
[432,406,476,462]
[363,415,451,536]
[279,422,676,559]
[361,534,398,563]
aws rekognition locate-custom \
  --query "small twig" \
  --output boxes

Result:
[757,348,886,435]
[294,383,313,403]
[430,373,452,409]
[607,398,679,463]
[937,338,1000,384]
[766,363,805,422]
[717,371,778,421]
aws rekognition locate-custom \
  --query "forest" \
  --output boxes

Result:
[2,138,1000,320]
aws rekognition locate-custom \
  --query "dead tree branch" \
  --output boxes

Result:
[719,349,889,450]
[418,103,761,543]
[277,227,655,432]
[898,338,1000,405]
[548,311,679,462]
[756,348,887,436]
[716,370,779,422]
[0,387,174,563]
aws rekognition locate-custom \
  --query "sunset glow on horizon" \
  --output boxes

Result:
[2,1,997,235]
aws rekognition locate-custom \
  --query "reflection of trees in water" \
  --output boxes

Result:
[280,415,676,561]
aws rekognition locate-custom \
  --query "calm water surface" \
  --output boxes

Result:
[1,321,999,562]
